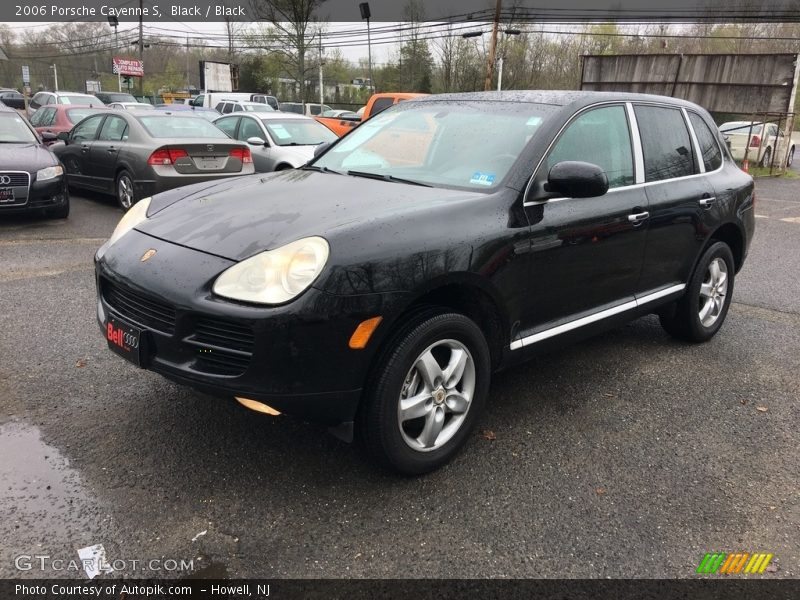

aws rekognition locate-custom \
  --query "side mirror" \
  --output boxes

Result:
[41,131,58,142]
[546,161,608,198]
[313,142,331,158]
[57,131,70,143]
[246,136,267,146]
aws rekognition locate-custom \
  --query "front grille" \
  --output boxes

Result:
[0,172,31,187]
[190,316,254,376]
[101,278,176,334]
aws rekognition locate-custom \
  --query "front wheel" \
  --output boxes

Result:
[787,146,795,168]
[660,241,735,343]
[358,310,491,475]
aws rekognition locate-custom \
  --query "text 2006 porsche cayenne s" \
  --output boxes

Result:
[95,91,754,474]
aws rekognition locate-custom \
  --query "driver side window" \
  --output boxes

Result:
[72,115,105,142]
[547,105,634,189]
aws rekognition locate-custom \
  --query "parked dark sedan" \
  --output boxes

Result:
[0,105,68,218]
[95,91,754,474]
[54,110,254,209]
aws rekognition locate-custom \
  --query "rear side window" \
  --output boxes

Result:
[547,104,634,189]
[214,117,239,138]
[98,116,128,141]
[370,97,394,116]
[634,105,696,181]
[215,102,227,113]
[688,112,722,172]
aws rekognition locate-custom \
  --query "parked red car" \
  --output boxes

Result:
[30,104,107,144]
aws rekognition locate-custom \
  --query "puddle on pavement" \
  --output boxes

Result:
[0,421,105,576]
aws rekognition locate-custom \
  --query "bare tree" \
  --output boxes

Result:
[250,0,326,102]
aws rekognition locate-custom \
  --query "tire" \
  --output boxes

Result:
[115,170,136,210]
[45,193,69,219]
[659,241,735,343]
[358,309,491,475]
[787,146,795,168]
[759,147,772,168]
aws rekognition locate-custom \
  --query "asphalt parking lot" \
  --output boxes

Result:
[1,174,798,580]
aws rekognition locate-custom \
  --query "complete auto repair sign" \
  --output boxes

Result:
[112,58,144,77]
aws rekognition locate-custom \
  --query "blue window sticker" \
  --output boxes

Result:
[470,172,496,186]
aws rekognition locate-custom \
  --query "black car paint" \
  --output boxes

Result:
[0,111,68,215]
[95,91,755,429]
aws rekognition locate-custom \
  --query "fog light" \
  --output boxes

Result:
[235,397,281,416]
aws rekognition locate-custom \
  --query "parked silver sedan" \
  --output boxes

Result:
[213,112,337,172]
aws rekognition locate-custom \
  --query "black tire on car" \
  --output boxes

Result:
[116,170,136,210]
[787,146,795,168]
[759,147,772,168]
[358,309,491,475]
[659,241,735,343]
[45,193,69,219]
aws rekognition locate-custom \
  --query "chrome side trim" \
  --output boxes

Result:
[625,102,645,184]
[682,107,705,174]
[510,283,686,350]
[522,101,726,208]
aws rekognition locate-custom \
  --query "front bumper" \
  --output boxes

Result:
[95,229,403,424]
[0,176,67,215]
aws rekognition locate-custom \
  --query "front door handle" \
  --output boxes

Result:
[107,147,117,153]
[699,197,716,208]
[628,211,650,224]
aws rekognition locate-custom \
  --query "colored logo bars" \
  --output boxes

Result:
[696,552,774,574]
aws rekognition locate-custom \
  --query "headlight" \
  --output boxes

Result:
[36,165,63,181]
[213,236,329,305]
[100,197,152,254]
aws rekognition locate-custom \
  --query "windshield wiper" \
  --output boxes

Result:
[346,170,432,187]
[301,164,343,175]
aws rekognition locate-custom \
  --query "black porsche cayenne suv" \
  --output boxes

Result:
[95,91,754,474]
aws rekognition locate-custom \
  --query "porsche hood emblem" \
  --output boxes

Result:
[140,249,157,262]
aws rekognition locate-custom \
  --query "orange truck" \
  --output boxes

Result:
[315,92,427,137]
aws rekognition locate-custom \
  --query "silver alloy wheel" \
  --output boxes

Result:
[699,257,728,327]
[397,339,476,452]
[118,175,134,209]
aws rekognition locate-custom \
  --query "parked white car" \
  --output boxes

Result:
[213,111,337,172]
[107,102,155,111]
[719,121,795,167]
[214,100,275,115]
[279,102,333,116]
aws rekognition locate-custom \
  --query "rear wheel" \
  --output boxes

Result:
[115,170,136,210]
[759,147,772,168]
[358,310,491,475]
[787,146,795,168]
[659,241,735,343]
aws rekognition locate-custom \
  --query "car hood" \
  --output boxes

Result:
[0,143,58,171]
[271,144,315,165]
[137,169,484,262]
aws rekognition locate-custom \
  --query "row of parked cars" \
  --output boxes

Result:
[0,90,339,217]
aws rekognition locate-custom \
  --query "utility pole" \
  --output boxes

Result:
[138,0,144,97]
[186,35,190,90]
[497,56,503,91]
[483,0,502,91]
[318,36,324,108]
[359,3,374,93]
[50,64,59,91]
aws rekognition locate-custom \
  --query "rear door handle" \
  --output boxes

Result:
[628,211,650,224]
[107,147,117,153]
[699,197,716,208]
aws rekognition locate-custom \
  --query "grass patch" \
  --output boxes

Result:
[746,165,799,179]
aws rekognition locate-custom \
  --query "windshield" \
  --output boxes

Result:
[59,95,103,106]
[0,112,38,143]
[312,100,557,190]
[138,116,229,138]
[263,119,337,146]
[66,108,104,124]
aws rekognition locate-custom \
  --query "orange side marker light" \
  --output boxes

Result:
[349,316,383,349]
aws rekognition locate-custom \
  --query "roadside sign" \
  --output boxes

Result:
[112,58,144,77]
[21,65,29,84]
